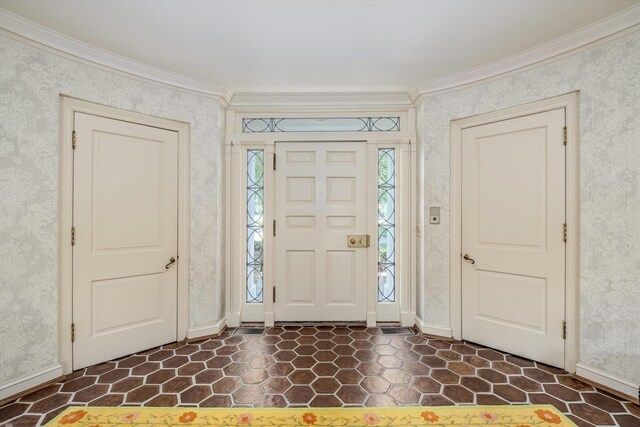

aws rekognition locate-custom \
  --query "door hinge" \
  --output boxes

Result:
[72,130,76,149]
[562,321,567,339]
[273,287,276,303]
[273,219,276,237]
[273,153,276,170]
[562,126,567,146]
[71,226,76,246]
[71,323,76,342]
[563,223,567,243]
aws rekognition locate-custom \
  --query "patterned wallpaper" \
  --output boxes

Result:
[0,33,225,385]
[417,31,640,384]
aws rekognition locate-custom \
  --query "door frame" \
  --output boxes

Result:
[450,92,579,372]
[225,109,417,327]
[58,96,191,374]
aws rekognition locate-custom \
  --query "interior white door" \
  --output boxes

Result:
[461,108,566,368]
[274,142,368,321]
[73,112,178,370]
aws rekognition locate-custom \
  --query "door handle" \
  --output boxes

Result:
[463,254,475,265]
[165,256,177,269]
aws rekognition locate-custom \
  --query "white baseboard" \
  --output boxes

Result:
[366,312,376,327]
[0,364,63,401]
[225,312,240,328]
[576,362,639,400]
[401,311,416,327]
[264,312,275,327]
[186,318,227,340]
[415,316,453,338]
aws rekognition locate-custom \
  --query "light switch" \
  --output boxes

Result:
[429,207,440,224]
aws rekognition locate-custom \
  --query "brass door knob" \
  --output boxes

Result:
[463,254,475,265]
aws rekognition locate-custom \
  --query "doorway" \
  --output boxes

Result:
[273,142,369,321]
[450,93,579,371]
[59,97,190,373]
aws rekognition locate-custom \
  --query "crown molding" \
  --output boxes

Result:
[229,91,413,110]
[409,4,640,101]
[0,8,233,104]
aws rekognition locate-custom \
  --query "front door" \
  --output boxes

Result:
[72,112,179,369]
[461,108,566,368]
[274,142,368,321]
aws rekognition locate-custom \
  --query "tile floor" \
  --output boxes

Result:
[1,326,638,427]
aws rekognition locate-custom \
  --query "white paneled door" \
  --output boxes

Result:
[72,112,179,370]
[461,109,566,368]
[274,142,368,321]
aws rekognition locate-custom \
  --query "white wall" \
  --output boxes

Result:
[417,30,640,385]
[0,32,226,387]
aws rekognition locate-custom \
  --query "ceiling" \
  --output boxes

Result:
[0,0,637,93]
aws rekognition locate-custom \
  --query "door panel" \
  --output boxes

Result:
[461,109,565,368]
[274,142,367,321]
[73,112,178,370]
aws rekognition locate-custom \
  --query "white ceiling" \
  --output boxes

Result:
[0,0,637,93]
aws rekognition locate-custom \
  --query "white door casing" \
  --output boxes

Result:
[72,112,179,369]
[225,109,417,328]
[274,142,368,321]
[460,108,566,368]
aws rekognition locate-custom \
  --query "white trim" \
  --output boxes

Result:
[450,93,579,372]
[0,9,231,103]
[229,92,412,110]
[576,363,639,400]
[415,316,453,338]
[186,318,227,340]
[409,5,640,100]
[226,109,416,326]
[59,96,190,374]
[0,364,62,401]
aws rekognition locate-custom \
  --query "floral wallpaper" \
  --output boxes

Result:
[417,30,640,384]
[0,33,225,385]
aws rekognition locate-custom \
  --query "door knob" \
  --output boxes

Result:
[165,256,177,269]
[463,254,475,265]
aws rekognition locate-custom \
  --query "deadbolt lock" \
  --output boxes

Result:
[347,235,370,248]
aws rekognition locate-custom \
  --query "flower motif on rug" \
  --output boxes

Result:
[58,410,87,425]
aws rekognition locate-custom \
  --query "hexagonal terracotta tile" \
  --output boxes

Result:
[311,378,341,394]
[284,385,314,404]
[337,385,367,404]
[261,377,292,394]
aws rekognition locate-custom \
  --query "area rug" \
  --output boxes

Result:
[47,405,576,426]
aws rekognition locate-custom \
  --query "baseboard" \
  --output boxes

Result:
[264,312,275,327]
[576,362,639,403]
[366,312,376,327]
[401,311,416,327]
[415,316,453,338]
[225,312,240,328]
[0,364,63,402]
[186,318,227,340]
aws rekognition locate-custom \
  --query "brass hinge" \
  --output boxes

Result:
[71,226,76,246]
[71,323,76,342]
[72,130,76,149]
[273,219,276,237]
[562,126,567,146]
[273,153,276,170]
[273,287,276,303]
[562,321,567,340]
[563,223,567,243]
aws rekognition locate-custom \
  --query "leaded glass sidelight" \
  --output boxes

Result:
[246,149,264,304]
[378,148,396,303]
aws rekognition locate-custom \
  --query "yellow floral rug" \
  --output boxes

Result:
[47,405,576,426]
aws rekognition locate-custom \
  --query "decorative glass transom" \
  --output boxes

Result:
[378,148,396,303]
[242,117,400,133]
[246,149,264,304]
